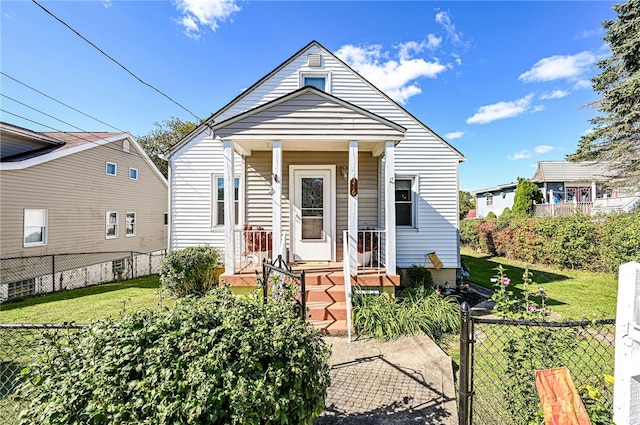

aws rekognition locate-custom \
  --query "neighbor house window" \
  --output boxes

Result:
[23,209,47,247]
[485,194,494,206]
[106,211,118,238]
[106,162,117,176]
[8,278,36,299]
[125,212,136,237]
[395,178,416,227]
[129,168,138,180]
[213,176,240,226]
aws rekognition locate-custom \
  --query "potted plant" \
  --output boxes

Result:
[243,225,273,265]
[357,229,379,266]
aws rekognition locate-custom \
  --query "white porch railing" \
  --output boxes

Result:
[534,201,592,217]
[234,226,275,273]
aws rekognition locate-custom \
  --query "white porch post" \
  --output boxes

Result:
[223,140,235,274]
[348,141,359,277]
[272,141,282,260]
[384,141,396,275]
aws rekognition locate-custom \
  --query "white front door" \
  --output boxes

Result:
[290,166,335,262]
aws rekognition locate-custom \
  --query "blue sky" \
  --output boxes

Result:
[1,0,617,192]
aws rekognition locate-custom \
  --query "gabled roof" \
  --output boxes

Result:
[473,182,518,196]
[532,161,613,183]
[167,40,464,160]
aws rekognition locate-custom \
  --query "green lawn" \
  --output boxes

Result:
[0,276,169,324]
[461,248,617,319]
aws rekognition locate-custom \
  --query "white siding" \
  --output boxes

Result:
[170,43,462,269]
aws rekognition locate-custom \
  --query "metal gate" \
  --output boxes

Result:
[258,255,306,320]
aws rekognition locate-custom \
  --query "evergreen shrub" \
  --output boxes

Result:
[160,245,222,297]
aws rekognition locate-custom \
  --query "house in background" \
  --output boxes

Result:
[473,182,518,219]
[165,41,465,333]
[472,161,638,218]
[0,122,168,301]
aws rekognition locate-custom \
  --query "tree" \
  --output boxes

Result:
[512,177,543,215]
[137,117,196,177]
[568,0,640,189]
[459,190,475,220]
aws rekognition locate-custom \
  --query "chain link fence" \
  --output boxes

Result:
[0,324,85,424]
[460,314,615,425]
[0,250,166,303]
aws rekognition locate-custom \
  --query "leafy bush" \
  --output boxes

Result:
[402,264,433,289]
[485,211,497,220]
[547,214,597,269]
[353,288,459,342]
[160,245,222,297]
[475,219,497,255]
[512,177,543,215]
[597,211,640,271]
[459,219,480,251]
[17,288,331,425]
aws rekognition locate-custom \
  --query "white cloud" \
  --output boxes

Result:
[174,0,241,39]
[540,89,569,100]
[397,36,441,61]
[518,51,595,83]
[435,11,463,45]
[336,43,449,104]
[103,0,112,8]
[466,94,534,125]
[445,131,465,140]
[532,104,545,113]
[534,145,554,154]
[574,28,601,40]
[508,150,532,161]
[573,79,592,90]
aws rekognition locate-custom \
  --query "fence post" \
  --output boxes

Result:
[300,270,306,321]
[459,301,472,425]
[51,254,55,294]
[613,261,640,425]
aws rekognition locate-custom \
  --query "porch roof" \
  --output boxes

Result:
[210,86,406,156]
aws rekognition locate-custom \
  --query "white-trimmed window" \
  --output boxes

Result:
[395,177,416,228]
[125,212,136,237]
[129,168,138,180]
[106,162,117,176]
[24,209,47,247]
[106,211,118,238]
[300,72,330,92]
[213,175,240,227]
[485,193,494,206]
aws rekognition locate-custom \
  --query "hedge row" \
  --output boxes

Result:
[460,210,640,272]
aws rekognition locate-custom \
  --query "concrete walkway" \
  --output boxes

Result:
[315,335,458,425]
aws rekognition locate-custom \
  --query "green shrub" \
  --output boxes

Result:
[512,177,543,215]
[475,219,497,255]
[402,264,434,289]
[597,211,640,272]
[547,214,598,269]
[353,288,459,342]
[17,288,330,425]
[459,219,481,251]
[160,245,222,297]
[486,211,497,220]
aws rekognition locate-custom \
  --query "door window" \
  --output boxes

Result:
[301,177,324,240]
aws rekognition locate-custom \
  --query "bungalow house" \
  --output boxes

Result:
[0,122,168,301]
[165,41,465,332]
[473,182,518,218]
[472,161,638,218]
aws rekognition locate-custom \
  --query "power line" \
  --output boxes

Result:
[0,108,136,157]
[31,0,202,122]
[1,71,127,133]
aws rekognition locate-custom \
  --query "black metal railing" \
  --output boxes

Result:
[0,324,86,425]
[458,303,615,425]
[258,255,306,320]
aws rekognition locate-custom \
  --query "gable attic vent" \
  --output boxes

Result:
[307,54,322,68]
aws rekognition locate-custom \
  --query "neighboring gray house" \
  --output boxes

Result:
[0,122,168,300]
[473,161,638,218]
[166,41,466,287]
[473,182,518,219]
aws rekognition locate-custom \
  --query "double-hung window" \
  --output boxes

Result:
[125,212,136,237]
[106,162,117,176]
[24,209,47,247]
[213,176,240,227]
[485,194,494,206]
[106,211,118,238]
[395,178,416,228]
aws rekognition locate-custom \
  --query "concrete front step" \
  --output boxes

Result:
[305,284,347,302]
[306,301,348,321]
[308,319,350,335]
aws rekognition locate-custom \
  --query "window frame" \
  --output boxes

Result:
[485,193,494,206]
[129,168,138,180]
[125,212,136,237]
[212,175,241,228]
[23,209,48,247]
[106,162,117,176]
[106,211,119,239]
[394,176,417,229]
[300,71,331,92]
